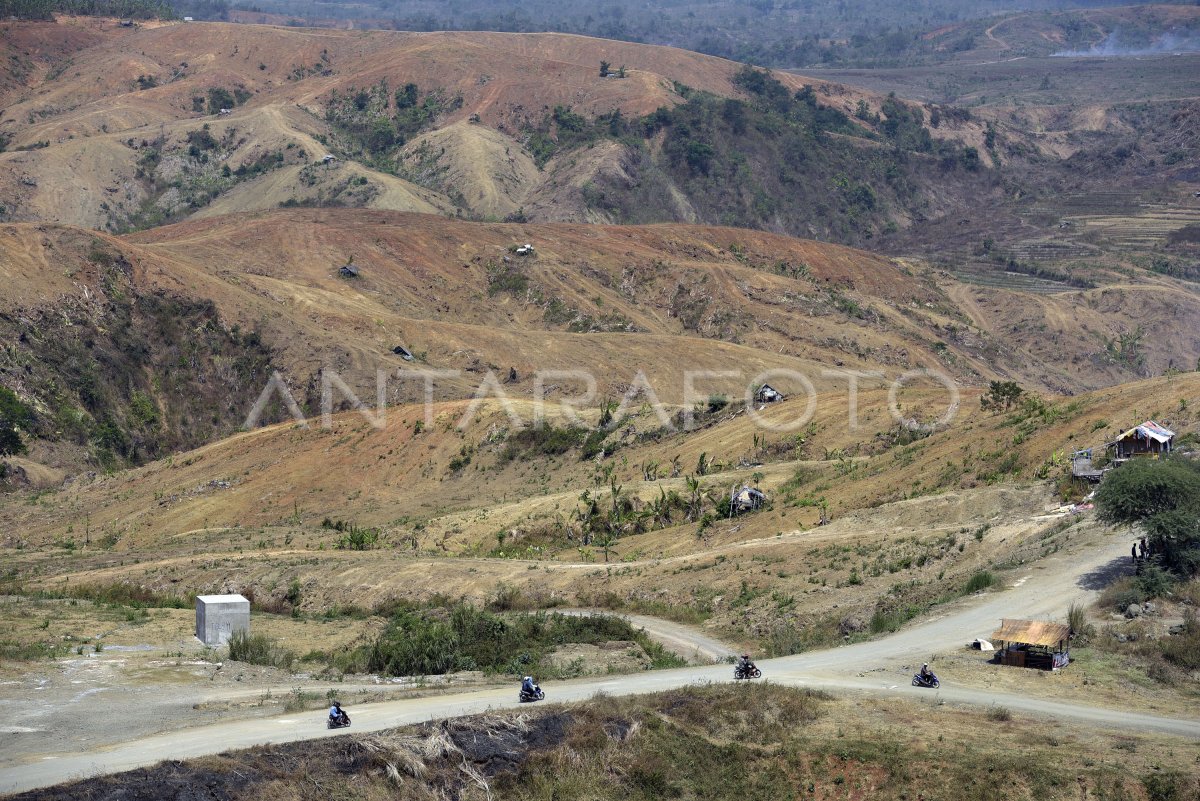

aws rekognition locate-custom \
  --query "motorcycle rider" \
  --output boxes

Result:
[738,653,757,674]
[329,700,346,725]
[919,663,933,682]
[521,675,539,697]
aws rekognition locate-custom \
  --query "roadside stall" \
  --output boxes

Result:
[990,619,1070,671]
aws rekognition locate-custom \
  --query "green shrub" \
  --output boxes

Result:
[335,525,380,550]
[0,640,59,661]
[485,260,529,297]
[1135,565,1175,599]
[206,87,236,115]
[1066,602,1093,644]
[1142,771,1192,801]
[358,603,679,678]
[1160,613,1200,670]
[499,424,587,463]
[963,570,997,594]
[869,606,920,633]
[986,705,1012,722]
[33,581,191,609]
[228,629,295,670]
[1099,577,1146,612]
[0,386,33,456]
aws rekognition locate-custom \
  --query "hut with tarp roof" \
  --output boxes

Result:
[1109,420,1174,461]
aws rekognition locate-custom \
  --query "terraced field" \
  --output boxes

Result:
[951,263,1077,294]
[1073,203,1200,249]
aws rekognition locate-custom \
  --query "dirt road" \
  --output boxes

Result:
[556,609,736,662]
[2,531,1195,796]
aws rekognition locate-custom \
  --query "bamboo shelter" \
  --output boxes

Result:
[990,619,1070,671]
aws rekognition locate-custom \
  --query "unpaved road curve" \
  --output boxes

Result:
[556,609,736,662]
[2,532,1197,796]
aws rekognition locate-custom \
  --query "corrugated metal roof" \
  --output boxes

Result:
[1116,420,1175,444]
[990,619,1070,648]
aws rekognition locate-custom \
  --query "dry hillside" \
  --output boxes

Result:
[0,18,996,232]
[4,204,1195,642]
[2,208,1199,481]
[2,371,1195,652]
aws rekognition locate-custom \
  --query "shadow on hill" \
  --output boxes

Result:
[1076,554,1135,591]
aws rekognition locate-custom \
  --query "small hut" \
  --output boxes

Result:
[730,486,766,515]
[754,384,784,404]
[990,618,1070,670]
[1109,421,1174,460]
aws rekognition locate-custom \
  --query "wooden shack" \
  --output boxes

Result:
[1109,420,1174,460]
[990,619,1070,671]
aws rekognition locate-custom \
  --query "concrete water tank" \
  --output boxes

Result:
[195,593,250,645]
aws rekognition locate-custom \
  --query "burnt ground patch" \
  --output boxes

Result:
[9,709,581,801]
[9,755,276,801]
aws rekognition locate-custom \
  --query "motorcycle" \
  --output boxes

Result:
[519,685,545,703]
[912,672,940,689]
[327,710,352,729]
[734,663,762,680]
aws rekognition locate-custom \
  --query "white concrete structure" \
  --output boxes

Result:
[195,594,250,645]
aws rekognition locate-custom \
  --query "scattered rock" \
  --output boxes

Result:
[1124,603,1142,619]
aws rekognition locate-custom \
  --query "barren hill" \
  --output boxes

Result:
[2,361,1195,649]
[2,208,1198,481]
[0,20,776,222]
[0,18,998,241]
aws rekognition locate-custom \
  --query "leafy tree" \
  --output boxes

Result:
[980,380,1024,411]
[552,105,586,134]
[395,82,418,109]
[1096,458,1200,577]
[684,139,715,174]
[0,387,33,456]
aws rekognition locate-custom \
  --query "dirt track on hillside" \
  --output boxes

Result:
[2,531,1195,796]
